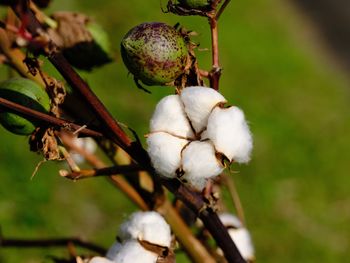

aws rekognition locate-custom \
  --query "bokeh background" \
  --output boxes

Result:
[0,0,349,262]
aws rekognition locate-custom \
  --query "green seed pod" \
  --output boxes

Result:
[0,78,50,135]
[178,0,212,9]
[121,22,188,86]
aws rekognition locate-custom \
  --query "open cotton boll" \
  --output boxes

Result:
[219,213,243,229]
[218,213,255,261]
[207,106,253,163]
[106,241,123,261]
[150,95,195,138]
[113,240,158,263]
[180,86,226,133]
[181,141,224,190]
[228,228,255,261]
[147,132,189,178]
[118,211,172,248]
[89,257,114,263]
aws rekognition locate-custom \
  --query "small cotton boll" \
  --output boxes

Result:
[147,132,189,178]
[88,257,114,263]
[181,141,224,190]
[70,137,97,164]
[150,95,195,138]
[228,227,255,261]
[207,106,253,163]
[219,213,243,228]
[119,211,172,248]
[113,240,158,263]
[218,213,255,261]
[180,86,227,133]
[106,241,123,261]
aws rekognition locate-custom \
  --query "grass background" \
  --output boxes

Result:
[0,0,349,262]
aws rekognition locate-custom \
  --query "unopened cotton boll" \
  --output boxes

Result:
[118,211,172,248]
[105,241,123,261]
[150,95,195,138]
[219,213,255,261]
[113,240,158,263]
[88,257,114,263]
[180,86,226,133]
[147,132,189,178]
[207,106,252,163]
[181,141,224,190]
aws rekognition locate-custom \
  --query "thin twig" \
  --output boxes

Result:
[222,173,246,226]
[0,237,106,255]
[60,164,142,180]
[0,97,103,138]
[209,17,221,90]
[216,0,231,20]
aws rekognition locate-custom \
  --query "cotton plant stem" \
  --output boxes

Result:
[209,17,221,91]
[0,97,103,138]
[0,28,46,86]
[158,200,216,263]
[0,237,106,255]
[223,173,246,226]
[11,3,246,262]
[60,165,142,180]
[59,133,149,211]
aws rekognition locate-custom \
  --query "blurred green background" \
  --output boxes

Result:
[1,0,349,262]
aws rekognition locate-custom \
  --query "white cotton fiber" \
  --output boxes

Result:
[180,86,226,133]
[218,213,255,261]
[118,211,172,248]
[113,240,158,263]
[181,141,224,190]
[105,241,123,261]
[150,95,195,138]
[219,213,242,228]
[147,132,189,178]
[71,137,97,164]
[228,227,255,261]
[88,257,114,263]
[207,106,253,163]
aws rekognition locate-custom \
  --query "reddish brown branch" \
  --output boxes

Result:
[209,17,221,90]
[0,97,103,138]
[0,237,106,255]
[61,164,142,180]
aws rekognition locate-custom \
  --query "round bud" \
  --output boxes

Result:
[0,78,50,135]
[121,22,188,86]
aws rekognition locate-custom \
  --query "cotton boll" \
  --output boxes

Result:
[150,95,195,138]
[228,227,255,261]
[219,213,242,229]
[180,86,226,133]
[106,241,123,261]
[88,257,114,263]
[181,141,224,190]
[113,240,158,263]
[207,106,253,163]
[70,137,97,164]
[218,213,255,261]
[147,132,189,178]
[118,211,172,248]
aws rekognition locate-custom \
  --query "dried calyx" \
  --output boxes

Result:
[147,86,253,190]
[121,22,188,87]
[0,78,50,135]
[47,12,112,71]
